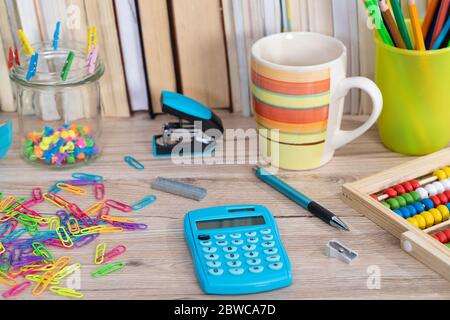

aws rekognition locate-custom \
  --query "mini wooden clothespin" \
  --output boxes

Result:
[26,53,39,81]
[14,48,20,66]
[61,51,75,81]
[86,26,97,53]
[7,48,14,69]
[18,29,34,56]
[86,45,98,74]
[53,21,61,50]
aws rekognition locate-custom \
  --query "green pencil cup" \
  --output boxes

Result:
[375,38,450,155]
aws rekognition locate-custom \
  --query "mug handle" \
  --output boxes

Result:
[331,77,383,150]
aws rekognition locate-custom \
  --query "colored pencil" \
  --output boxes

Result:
[390,0,413,49]
[422,0,440,39]
[364,0,394,46]
[379,0,406,48]
[408,0,426,50]
[432,14,450,49]
[430,0,450,48]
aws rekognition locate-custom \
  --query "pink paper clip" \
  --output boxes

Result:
[94,183,105,200]
[105,200,133,213]
[104,245,127,263]
[2,281,32,299]
[98,206,110,219]
[32,188,43,201]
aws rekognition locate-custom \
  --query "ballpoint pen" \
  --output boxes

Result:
[254,167,350,231]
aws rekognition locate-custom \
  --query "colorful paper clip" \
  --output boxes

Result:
[50,286,84,299]
[105,200,133,213]
[85,201,106,217]
[72,172,104,182]
[86,26,97,53]
[0,271,19,287]
[26,53,39,81]
[32,242,55,262]
[66,217,81,235]
[94,183,105,200]
[53,21,61,50]
[131,195,157,211]
[18,29,34,56]
[94,242,106,265]
[91,262,125,278]
[124,156,145,171]
[25,274,59,285]
[32,256,70,297]
[104,245,127,263]
[53,263,81,281]
[0,241,4,255]
[32,188,43,201]
[56,183,87,196]
[61,51,75,81]
[56,227,74,248]
[2,281,32,299]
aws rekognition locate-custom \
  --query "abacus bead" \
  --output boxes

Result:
[393,185,406,195]
[421,211,435,228]
[416,187,429,199]
[414,215,427,229]
[393,209,403,217]
[387,198,400,210]
[432,234,441,241]
[395,196,407,208]
[410,180,420,189]
[381,202,390,209]
[402,181,413,193]
[422,198,435,211]
[433,170,447,181]
[411,191,422,202]
[399,207,411,219]
[438,205,450,221]
[435,232,448,243]
[429,208,443,225]
[370,194,378,201]
[383,188,397,198]
[443,179,450,191]
[429,195,441,207]
[412,202,425,214]
[445,190,450,199]
[432,182,445,194]
[425,184,438,196]
[444,229,450,240]
[443,167,450,177]
[407,217,419,228]
[437,193,448,205]
[406,205,417,216]
[401,193,414,205]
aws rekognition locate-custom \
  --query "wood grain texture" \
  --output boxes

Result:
[137,0,177,114]
[170,0,230,110]
[0,112,449,299]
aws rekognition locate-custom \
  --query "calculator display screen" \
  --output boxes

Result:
[196,216,265,230]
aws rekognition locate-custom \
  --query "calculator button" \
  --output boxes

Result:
[242,245,257,251]
[247,259,262,266]
[260,229,272,235]
[214,235,226,240]
[232,240,244,245]
[227,261,242,268]
[269,263,283,271]
[223,247,238,253]
[202,247,217,254]
[247,238,259,244]
[208,268,224,276]
[266,255,281,263]
[262,241,275,248]
[230,233,242,239]
[207,261,222,268]
[249,266,264,274]
[198,235,211,241]
[200,241,212,246]
[216,241,228,246]
[245,232,257,237]
[264,248,278,255]
[225,254,240,260]
[262,235,274,241]
[244,252,259,259]
[229,268,245,276]
[205,254,220,261]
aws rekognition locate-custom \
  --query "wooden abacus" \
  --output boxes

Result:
[342,148,450,281]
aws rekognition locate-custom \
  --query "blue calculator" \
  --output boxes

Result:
[184,205,292,295]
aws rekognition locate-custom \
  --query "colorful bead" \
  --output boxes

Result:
[421,211,434,228]
[393,185,406,195]
[437,205,450,221]
[409,180,420,189]
[443,167,450,178]
[401,193,414,205]
[425,184,438,196]
[429,195,441,207]
[402,181,413,193]
[395,196,407,207]
[384,188,397,198]
[410,191,422,202]
[412,202,425,214]
[429,208,443,225]
[433,170,447,181]
[416,187,428,199]
[422,198,435,211]
[432,182,445,194]
[387,198,400,210]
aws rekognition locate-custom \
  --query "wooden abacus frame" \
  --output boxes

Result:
[342,148,450,281]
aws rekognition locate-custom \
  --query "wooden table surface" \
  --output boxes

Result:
[0,111,449,300]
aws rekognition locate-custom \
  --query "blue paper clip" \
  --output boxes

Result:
[71,172,104,182]
[124,156,145,171]
[53,21,61,50]
[26,53,39,81]
[131,195,157,211]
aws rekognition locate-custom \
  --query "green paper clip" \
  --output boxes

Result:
[61,51,75,81]
[32,242,55,262]
[91,262,125,278]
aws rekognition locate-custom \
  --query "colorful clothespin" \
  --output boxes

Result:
[86,45,98,74]
[14,48,20,66]
[18,29,34,56]
[26,53,39,81]
[61,51,75,81]
[53,21,61,50]
[7,48,14,69]
[86,26,97,53]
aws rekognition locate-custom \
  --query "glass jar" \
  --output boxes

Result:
[10,41,104,169]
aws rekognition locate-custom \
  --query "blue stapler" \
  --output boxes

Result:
[153,92,224,158]
[0,121,12,160]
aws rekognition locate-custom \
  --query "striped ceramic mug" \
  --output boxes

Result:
[252,32,383,171]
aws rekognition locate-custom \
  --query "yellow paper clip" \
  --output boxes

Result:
[0,271,18,287]
[48,217,60,230]
[85,201,105,217]
[54,263,81,281]
[56,183,87,196]
[43,193,66,209]
[67,217,81,235]
[86,26,97,53]
[56,227,74,248]
[101,215,135,223]
[0,241,5,255]
[0,196,15,212]
[94,243,106,265]
[18,29,34,56]
[50,286,84,299]
[25,274,60,285]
